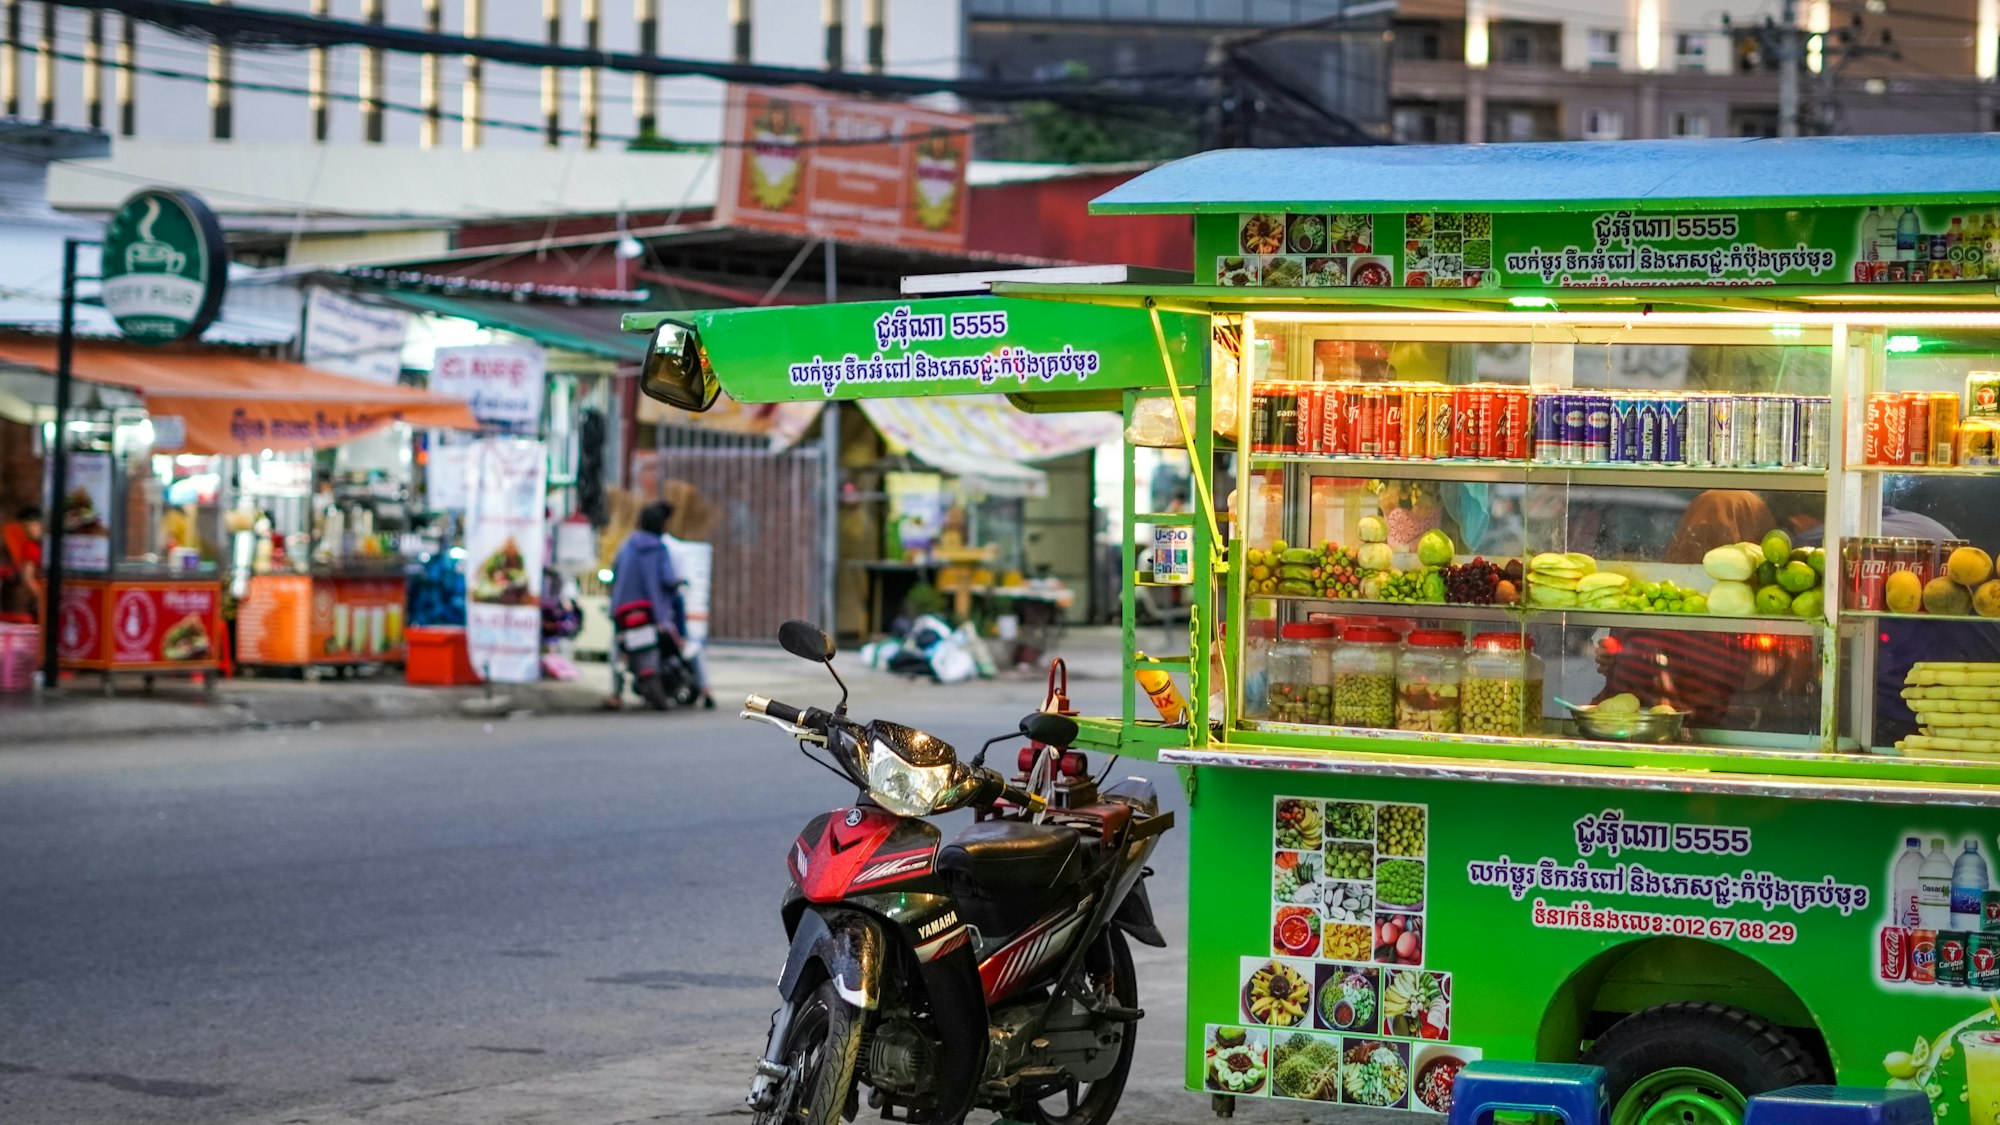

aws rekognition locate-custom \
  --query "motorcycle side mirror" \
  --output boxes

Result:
[777,619,849,715]
[778,620,835,663]
[637,320,720,412]
[1021,712,1079,748]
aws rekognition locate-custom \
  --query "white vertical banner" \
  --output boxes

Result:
[465,437,547,683]
[663,535,711,658]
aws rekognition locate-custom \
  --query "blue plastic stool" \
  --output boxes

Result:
[1449,1061,1608,1125]
[1744,1086,1934,1125]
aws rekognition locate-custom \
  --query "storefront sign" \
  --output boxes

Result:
[717,84,972,252]
[304,286,412,385]
[465,438,546,683]
[56,451,111,573]
[101,189,227,343]
[238,575,405,666]
[431,344,547,430]
[680,297,1207,405]
[1198,204,2000,291]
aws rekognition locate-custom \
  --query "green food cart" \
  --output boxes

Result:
[632,134,2000,1125]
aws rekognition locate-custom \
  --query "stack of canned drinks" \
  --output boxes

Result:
[1864,391,1967,467]
[1532,391,1832,470]
[1248,382,1830,469]
[1247,382,1533,461]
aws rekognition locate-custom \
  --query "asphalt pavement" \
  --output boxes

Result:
[0,655,1352,1125]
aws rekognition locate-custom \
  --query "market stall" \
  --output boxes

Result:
[633,134,2000,1125]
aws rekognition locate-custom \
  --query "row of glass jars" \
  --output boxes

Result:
[1252,620,1545,736]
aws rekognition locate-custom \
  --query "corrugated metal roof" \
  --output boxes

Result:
[1090,134,2000,215]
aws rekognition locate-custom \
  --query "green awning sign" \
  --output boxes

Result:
[101,189,228,344]
[641,296,1207,406]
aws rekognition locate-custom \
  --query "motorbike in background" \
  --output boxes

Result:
[742,620,1174,1125]
[609,599,702,711]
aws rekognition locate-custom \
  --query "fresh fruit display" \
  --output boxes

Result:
[1575,572,1629,610]
[1416,529,1455,567]
[1525,552,1596,607]
[1441,558,1504,604]
[1701,533,1827,618]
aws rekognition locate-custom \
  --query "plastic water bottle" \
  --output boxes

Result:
[1894,837,1926,927]
[1920,837,1954,929]
[1955,840,1991,930]
[1861,207,1883,262]
[1897,206,1921,261]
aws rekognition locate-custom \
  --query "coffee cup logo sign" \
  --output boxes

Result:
[101,190,228,344]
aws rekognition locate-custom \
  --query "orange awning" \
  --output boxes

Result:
[0,340,480,454]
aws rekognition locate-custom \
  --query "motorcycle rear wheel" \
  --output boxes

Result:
[756,979,864,1125]
[633,672,672,711]
[1020,928,1138,1125]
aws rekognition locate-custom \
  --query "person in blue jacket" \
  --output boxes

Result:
[610,501,685,639]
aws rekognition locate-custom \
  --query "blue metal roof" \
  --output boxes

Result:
[1090,134,2000,215]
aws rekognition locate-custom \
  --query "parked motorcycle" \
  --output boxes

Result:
[742,620,1174,1125]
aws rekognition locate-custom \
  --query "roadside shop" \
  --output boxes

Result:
[634,134,2000,1125]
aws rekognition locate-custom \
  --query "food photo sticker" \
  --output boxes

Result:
[1349,256,1394,288]
[1287,213,1329,255]
[1304,256,1347,286]
[1383,968,1451,1040]
[1274,848,1327,907]
[1316,963,1381,1035]
[1375,912,1424,967]
[1410,1044,1481,1116]
[1402,212,1494,287]
[1275,797,1325,850]
[1323,878,1374,925]
[1342,1038,1412,1109]
[1274,904,1323,958]
[1240,213,1286,256]
[1241,956,1315,1029]
[1204,1024,1271,1097]
[1270,1029,1344,1102]
[1217,256,1260,287]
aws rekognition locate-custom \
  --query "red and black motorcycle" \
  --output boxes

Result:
[742,621,1174,1125]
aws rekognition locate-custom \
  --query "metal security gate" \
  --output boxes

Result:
[654,425,824,643]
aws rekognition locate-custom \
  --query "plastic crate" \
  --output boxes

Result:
[405,625,482,686]
[0,622,39,694]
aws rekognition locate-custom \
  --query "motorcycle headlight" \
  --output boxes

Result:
[867,741,956,817]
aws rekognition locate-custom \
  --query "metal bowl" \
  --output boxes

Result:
[1565,704,1687,744]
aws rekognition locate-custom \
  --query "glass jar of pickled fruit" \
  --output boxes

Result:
[1243,617,1278,720]
[1332,624,1398,728]
[1395,629,1463,733]
[1462,632,1545,736]
[1267,623,1335,724]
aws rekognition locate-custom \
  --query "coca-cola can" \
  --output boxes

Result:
[1403,390,1432,459]
[1853,537,1892,610]
[1905,391,1932,467]
[1356,386,1384,456]
[1866,392,1908,465]
[1342,386,1363,457]
[1381,387,1405,458]
[1295,385,1323,454]
[1323,384,1351,456]
[1880,925,1909,983]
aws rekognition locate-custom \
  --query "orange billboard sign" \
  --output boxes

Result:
[717,84,972,253]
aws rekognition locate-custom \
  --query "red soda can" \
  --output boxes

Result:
[1905,392,1932,466]
[1427,388,1452,458]
[1866,393,1908,465]
[1323,383,1351,455]
[1295,385,1323,454]
[1450,387,1476,458]
[1911,928,1939,983]
[1496,389,1530,460]
[1342,386,1363,456]
[1381,387,1405,458]
[1880,925,1908,983]
[1855,538,1891,610]
[1473,385,1505,459]
[1357,387,1384,456]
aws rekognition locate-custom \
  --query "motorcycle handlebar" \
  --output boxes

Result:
[975,767,1045,813]
[744,694,804,725]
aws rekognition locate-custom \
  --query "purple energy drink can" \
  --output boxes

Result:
[1561,394,1588,462]
[1638,396,1662,462]
[1610,396,1641,462]
[1533,393,1563,462]
[1658,395,1686,464]
[1584,395,1613,463]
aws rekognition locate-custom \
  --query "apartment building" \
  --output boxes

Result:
[1392,0,2000,144]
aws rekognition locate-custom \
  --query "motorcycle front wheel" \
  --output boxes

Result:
[756,979,864,1125]
[1020,928,1138,1125]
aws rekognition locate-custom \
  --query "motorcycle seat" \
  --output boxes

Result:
[939,819,1083,894]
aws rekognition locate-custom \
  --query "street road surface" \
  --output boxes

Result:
[0,662,1357,1124]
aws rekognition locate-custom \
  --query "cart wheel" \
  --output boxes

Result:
[99,674,116,697]
[142,674,156,693]
[1584,1001,1823,1125]
[202,672,220,698]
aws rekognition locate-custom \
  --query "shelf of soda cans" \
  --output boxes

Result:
[1248,454,1827,492]
[1248,381,1833,471]
[1857,375,2000,469]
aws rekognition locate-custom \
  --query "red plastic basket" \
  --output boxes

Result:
[405,625,481,686]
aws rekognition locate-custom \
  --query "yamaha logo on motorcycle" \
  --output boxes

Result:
[740,621,1176,1125]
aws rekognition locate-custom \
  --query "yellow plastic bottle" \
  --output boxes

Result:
[1134,654,1188,723]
